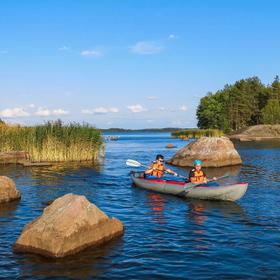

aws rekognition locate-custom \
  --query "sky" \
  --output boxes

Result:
[0,0,280,128]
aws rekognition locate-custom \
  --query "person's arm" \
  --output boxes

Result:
[165,168,177,176]
[145,166,154,174]
[203,170,208,183]
[189,170,195,183]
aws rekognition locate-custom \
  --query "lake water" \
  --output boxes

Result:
[0,132,280,279]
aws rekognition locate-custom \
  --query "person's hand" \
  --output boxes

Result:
[213,177,217,181]
[174,172,178,177]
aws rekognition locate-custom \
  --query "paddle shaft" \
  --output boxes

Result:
[128,160,185,178]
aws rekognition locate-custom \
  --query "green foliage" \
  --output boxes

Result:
[172,129,224,139]
[261,100,280,124]
[0,121,103,162]
[197,76,280,131]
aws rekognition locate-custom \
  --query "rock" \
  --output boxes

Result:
[166,144,176,149]
[0,151,29,164]
[228,125,280,141]
[0,176,21,203]
[169,136,242,167]
[14,193,124,258]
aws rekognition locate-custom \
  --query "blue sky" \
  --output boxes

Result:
[0,0,279,128]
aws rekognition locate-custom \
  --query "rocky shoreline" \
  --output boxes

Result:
[228,125,280,141]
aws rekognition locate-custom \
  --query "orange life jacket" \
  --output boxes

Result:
[151,163,164,177]
[190,169,205,184]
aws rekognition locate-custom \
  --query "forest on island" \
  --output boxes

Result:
[197,76,280,132]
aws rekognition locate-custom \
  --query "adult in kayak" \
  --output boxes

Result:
[145,154,178,178]
[189,159,216,184]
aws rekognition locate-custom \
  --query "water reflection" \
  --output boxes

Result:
[0,200,20,218]
[146,193,166,224]
[16,238,123,279]
[187,199,248,251]
[188,199,248,223]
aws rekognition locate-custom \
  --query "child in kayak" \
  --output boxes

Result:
[145,154,178,178]
[189,159,216,184]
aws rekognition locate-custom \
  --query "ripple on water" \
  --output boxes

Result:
[0,135,280,279]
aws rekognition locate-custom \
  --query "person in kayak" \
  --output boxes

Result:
[189,159,209,184]
[145,154,178,178]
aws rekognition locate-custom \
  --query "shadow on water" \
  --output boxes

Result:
[15,237,124,279]
[0,200,20,218]
[187,199,248,221]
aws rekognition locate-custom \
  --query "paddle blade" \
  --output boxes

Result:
[126,159,142,167]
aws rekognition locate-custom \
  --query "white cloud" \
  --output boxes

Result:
[127,104,147,113]
[93,107,108,114]
[168,34,178,40]
[81,109,93,115]
[81,107,119,115]
[35,108,51,117]
[28,104,36,108]
[52,109,69,115]
[80,50,103,58]
[180,105,188,112]
[147,96,158,100]
[35,107,69,117]
[58,46,70,51]
[0,107,30,118]
[0,50,8,54]
[130,41,163,55]
[159,107,166,111]
[109,107,119,113]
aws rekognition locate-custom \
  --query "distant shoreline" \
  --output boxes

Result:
[100,127,191,133]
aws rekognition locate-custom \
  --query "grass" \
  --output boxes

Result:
[0,120,103,162]
[171,129,224,139]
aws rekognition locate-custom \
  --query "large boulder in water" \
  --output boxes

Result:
[0,176,21,203]
[14,193,124,258]
[169,137,242,167]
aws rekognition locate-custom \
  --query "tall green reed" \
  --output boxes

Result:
[171,129,224,139]
[0,120,103,162]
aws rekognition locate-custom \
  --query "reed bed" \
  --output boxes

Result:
[0,121,103,162]
[171,129,224,139]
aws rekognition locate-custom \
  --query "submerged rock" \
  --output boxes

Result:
[0,176,21,203]
[169,136,242,167]
[166,144,176,149]
[14,193,124,258]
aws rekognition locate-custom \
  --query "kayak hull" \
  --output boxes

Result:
[130,172,248,202]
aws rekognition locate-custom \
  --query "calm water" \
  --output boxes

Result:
[0,133,280,279]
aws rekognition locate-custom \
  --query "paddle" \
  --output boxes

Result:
[126,159,229,184]
[126,159,186,178]
[178,174,231,196]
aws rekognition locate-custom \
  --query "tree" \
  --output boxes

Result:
[261,100,280,124]
[196,76,277,131]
